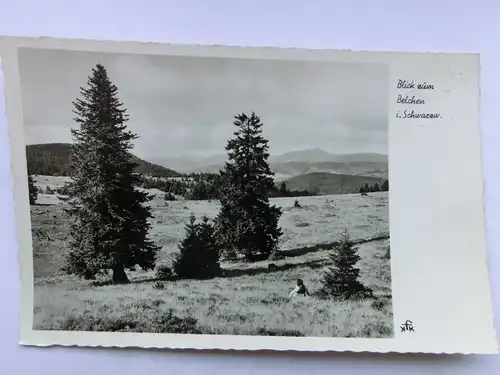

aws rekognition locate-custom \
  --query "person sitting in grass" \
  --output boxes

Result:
[289,278,310,297]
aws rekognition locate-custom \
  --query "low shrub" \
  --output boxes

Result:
[155,265,174,281]
[153,281,165,290]
[255,327,305,337]
[164,192,176,201]
[383,246,391,260]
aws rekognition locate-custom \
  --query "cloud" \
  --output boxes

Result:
[19,48,389,159]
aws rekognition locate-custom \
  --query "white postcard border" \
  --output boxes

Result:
[0,36,497,354]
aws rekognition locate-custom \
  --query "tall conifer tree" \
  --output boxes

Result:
[214,112,283,261]
[62,63,159,284]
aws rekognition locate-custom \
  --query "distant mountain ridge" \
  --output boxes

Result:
[26,143,181,178]
[150,148,388,173]
[270,149,388,164]
[150,148,388,180]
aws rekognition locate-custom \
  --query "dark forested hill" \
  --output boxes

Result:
[26,143,181,178]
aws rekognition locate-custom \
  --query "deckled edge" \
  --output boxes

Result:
[0,34,480,58]
[476,54,500,355]
[17,340,499,355]
[0,39,33,353]
[1,35,496,356]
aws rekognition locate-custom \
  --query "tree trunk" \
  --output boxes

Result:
[112,264,130,284]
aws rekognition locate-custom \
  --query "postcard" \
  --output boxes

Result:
[0,36,496,354]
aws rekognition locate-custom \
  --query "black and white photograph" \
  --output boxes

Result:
[20,46,392,339]
[1,36,497,354]
[0,37,498,354]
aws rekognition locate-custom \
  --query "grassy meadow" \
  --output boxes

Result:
[31,176,393,338]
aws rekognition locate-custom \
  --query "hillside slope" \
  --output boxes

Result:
[285,172,386,195]
[26,143,181,178]
[273,161,388,180]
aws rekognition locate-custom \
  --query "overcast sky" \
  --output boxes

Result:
[19,47,388,160]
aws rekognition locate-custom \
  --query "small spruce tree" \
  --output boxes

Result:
[214,112,283,261]
[28,175,38,205]
[381,179,389,191]
[279,181,288,197]
[61,63,160,284]
[317,229,372,300]
[174,214,221,279]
